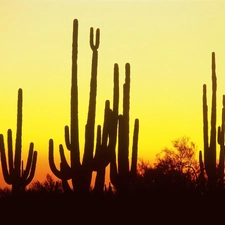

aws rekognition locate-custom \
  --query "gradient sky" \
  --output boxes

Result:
[1,0,225,188]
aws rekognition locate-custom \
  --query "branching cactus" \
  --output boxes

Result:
[49,19,106,194]
[202,52,217,190]
[0,88,37,194]
[93,64,119,193]
[201,52,225,190]
[110,63,139,195]
[49,19,139,195]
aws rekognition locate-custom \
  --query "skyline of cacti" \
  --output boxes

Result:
[1,2,225,190]
[48,19,139,195]
[0,18,224,195]
[1,4,225,225]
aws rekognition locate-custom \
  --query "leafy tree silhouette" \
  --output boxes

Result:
[154,137,199,191]
[132,137,199,198]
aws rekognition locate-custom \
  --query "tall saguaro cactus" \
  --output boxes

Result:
[49,19,101,194]
[201,52,225,190]
[0,88,37,194]
[202,52,217,190]
[110,63,139,195]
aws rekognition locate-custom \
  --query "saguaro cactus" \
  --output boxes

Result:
[217,95,225,188]
[202,52,217,190]
[201,52,225,190]
[198,151,206,192]
[49,19,102,194]
[0,88,37,194]
[110,63,139,195]
[93,64,119,193]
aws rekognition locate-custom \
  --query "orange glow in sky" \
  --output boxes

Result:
[1,0,225,188]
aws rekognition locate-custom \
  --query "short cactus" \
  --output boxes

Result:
[0,88,37,194]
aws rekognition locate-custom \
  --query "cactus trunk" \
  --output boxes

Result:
[217,95,225,188]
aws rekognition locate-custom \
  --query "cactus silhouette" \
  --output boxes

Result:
[93,64,119,194]
[110,63,139,195]
[0,88,37,194]
[198,150,206,193]
[49,19,111,194]
[201,52,225,190]
[49,19,139,195]
[217,95,225,188]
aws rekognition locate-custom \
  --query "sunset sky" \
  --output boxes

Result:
[1,0,225,188]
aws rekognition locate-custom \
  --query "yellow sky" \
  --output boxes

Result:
[1,0,225,187]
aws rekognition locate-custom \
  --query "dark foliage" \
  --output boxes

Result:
[28,174,63,194]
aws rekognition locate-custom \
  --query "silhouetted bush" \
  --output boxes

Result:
[28,174,63,194]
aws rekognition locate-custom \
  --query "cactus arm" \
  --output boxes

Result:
[59,144,72,180]
[59,162,73,192]
[198,150,205,191]
[218,95,225,186]
[130,119,139,175]
[93,125,104,192]
[95,101,111,164]
[64,126,71,150]
[92,125,102,171]
[209,52,217,168]
[199,150,204,173]
[218,126,221,145]
[113,64,119,115]
[0,134,12,184]
[83,26,100,166]
[96,125,102,151]
[49,139,72,181]
[7,129,14,174]
[24,150,37,186]
[90,27,100,50]
[49,142,72,192]
[203,84,208,167]
[49,139,63,179]
[118,114,126,175]
[92,101,112,170]
[23,142,35,178]
[101,101,110,147]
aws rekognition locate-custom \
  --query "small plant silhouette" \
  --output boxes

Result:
[29,174,63,193]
